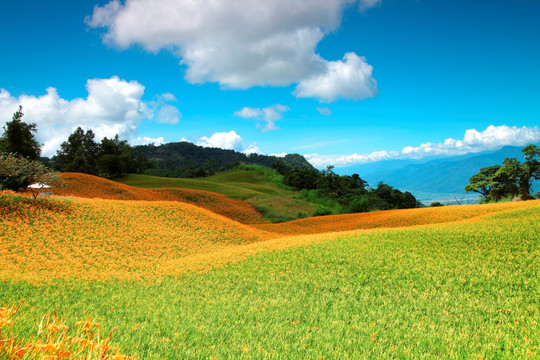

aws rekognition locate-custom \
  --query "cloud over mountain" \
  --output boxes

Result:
[186,130,262,155]
[305,125,540,168]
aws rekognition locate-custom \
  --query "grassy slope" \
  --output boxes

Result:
[115,171,291,199]
[1,200,538,358]
[116,171,317,222]
[54,172,266,224]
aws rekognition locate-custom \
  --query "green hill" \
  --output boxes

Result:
[115,166,318,222]
[133,141,314,178]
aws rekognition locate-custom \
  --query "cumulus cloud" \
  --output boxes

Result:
[304,125,540,168]
[243,143,263,155]
[294,53,378,102]
[401,125,540,157]
[193,131,244,152]
[87,0,379,101]
[188,130,261,155]
[0,77,180,156]
[234,104,289,132]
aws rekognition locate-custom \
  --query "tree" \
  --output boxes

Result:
[0,153,59,197]
[519,144,540,199]
[491,158,520,200]
[465,144,540,202]
[0,106,41,160]
[97,135,136,177]
[55,127,99,174]
[465,165,501,200]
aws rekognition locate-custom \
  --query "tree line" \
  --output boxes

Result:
[1,106,143,192]
[53,127,146,177]
[465,144,540,201]
[273,160,421,213]
[133,142,314,178]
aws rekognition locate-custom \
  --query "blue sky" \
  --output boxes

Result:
[1,0,539,168]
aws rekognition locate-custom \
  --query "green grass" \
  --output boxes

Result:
[115,170,313,221]
[2,205,538,359]
[115,170,294,200]
[246,196,316,223]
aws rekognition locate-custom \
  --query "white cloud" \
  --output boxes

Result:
[401,125,540,157]
[155,104,181,124]
[243,143,263,155]
[0,77,181,156]
[187,130,262,155]
[131,136,165,146]
[234,107,263,119]
[194,131,244,152]
[234,104,289,132]
[87,0,379,101]
[305,150,398,168]
[305,125,540,168]
[294,52,378,102]
[316,107,332,116]
[149,93,181,124]
[270,152,288,158]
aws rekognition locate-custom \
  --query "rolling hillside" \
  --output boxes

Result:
[115,170,318,222]
[1,190,538,359]
[2,190,537,282]
[115,170,293,200]
[54,172,266,224]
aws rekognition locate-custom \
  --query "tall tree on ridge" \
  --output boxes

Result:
[0,105,41,160]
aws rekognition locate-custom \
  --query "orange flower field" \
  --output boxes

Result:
[253,200,538,235]
[2,184,539,283]
[1,195,275,282]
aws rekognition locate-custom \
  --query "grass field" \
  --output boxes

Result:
[115,171,293,200]
[115,171,317,222]
[54,173,266,224]
[1,188,538,359]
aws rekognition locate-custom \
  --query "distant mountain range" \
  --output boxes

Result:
[334,145,539,204]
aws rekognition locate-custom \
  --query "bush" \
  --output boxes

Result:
[430,202,443,207]
[344,196,371,213]
[312,205,332,217]
[0,153,59,197]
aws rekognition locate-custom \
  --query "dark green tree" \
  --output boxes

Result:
[55,127,99,175]
[0,106,41,160]
[518,144,540,199]
[491,158,520,200]
[97,135,135,177]
[465,144,540,202]
[465,165,501,200]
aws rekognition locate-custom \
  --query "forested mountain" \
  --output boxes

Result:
[133,141,314,177]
